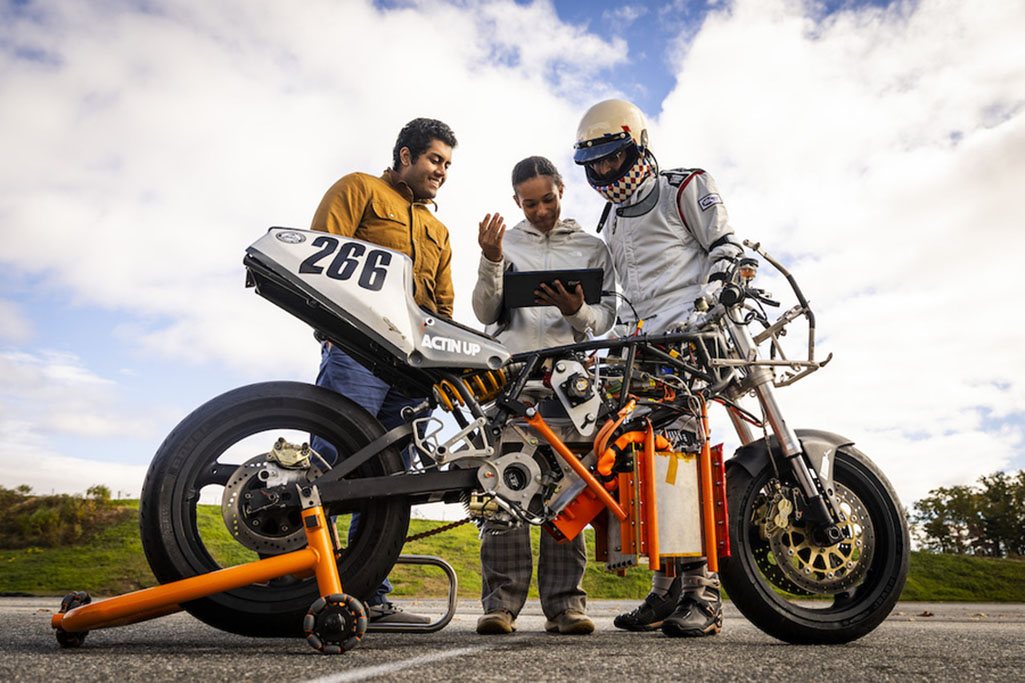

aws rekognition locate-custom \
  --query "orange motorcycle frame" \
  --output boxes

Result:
[541,397,727,573]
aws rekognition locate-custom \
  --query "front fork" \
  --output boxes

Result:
[725,318,845,545]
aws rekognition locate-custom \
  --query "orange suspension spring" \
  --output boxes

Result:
[433,369,508,412]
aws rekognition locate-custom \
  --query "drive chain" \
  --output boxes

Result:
[404,517,472,543]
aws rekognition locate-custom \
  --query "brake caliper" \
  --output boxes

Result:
[266,437,314,469]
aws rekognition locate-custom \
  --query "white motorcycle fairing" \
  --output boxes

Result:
[244,228,510,391]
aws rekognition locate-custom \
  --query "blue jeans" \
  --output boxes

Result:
[312,344,425,605]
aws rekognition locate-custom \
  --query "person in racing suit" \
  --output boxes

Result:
[573,99,745,638]
[472,156,617,636]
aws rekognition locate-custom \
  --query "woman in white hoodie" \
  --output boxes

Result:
[472,156,616,636]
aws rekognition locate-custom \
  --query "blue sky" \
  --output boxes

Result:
[1,0,1024,516]
[540,0,709,114]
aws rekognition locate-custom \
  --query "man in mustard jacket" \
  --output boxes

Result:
[310,118,458,624]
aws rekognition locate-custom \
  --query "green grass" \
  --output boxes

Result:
[2,501,1024,602]
[0,506,153,596]
[900,550,1025,602]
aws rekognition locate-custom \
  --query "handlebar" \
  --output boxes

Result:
[679,240,832,388]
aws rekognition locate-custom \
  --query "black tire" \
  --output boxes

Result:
[139,381,410,637]
[721,445,909,644]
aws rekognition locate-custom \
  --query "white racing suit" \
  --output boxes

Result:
[601,168,744,333]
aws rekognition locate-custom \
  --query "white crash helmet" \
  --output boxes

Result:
[574,99,652,199]
[574,99,648,161]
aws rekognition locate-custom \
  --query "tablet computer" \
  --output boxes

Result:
[503,268,604,309]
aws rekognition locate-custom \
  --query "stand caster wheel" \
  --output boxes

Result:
[55,591,91,648]
[303,593,367,654]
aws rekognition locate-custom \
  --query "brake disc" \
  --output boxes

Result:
[765,482,875,594]
[221,452,314,554]
[751,490,814,596]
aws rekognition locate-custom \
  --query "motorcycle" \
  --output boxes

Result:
[106,227,907,650]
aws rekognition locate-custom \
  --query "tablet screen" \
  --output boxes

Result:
[503,268,603,309]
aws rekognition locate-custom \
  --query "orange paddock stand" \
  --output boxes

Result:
[52,492,342,638]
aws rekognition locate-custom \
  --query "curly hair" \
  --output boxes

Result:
[392,118,458,170]
[511,155,564,191]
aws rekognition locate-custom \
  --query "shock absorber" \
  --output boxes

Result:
[433,369,508,412]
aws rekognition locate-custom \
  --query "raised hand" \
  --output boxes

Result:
[478,213,506,263]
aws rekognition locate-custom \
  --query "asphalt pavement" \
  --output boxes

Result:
[4,597,1024,681]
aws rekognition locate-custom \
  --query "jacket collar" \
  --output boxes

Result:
[515,217,583,238]
[381,168,437,209]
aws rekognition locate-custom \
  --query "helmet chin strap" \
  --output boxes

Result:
[590,150,653,204]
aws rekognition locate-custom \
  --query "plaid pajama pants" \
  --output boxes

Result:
[480,526,587,620]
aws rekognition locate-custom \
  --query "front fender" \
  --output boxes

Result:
[727,429,855,487]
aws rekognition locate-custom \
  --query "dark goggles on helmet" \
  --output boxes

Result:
[577,138,639,186]
[573,131,633,165]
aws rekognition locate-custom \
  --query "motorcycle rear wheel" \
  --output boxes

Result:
[139,381,410,637]
[722,444,909,644]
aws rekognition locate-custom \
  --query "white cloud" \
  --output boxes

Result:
[1,350,110,390]
[0,443,149,499]
[656,0,1025,502]
[603,5,649,26]
[0,299,33,343]
[0,350,158,439]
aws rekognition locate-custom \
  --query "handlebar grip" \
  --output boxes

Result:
[719,284,743,307]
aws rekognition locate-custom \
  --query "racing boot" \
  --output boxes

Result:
[613,574,682,631]
[661,563,723,638]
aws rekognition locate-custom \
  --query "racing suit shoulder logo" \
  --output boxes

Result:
[698,193,722,211]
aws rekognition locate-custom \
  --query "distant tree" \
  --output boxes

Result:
[912,470,1025,557]
[912,485,981,554]
[976,471,1025,557]
[16,484,32,495]
[86,484,112,504]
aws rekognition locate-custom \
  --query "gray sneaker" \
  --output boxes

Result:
[544,609,595,635]
[477,609,516,634]
[366,602,430,625]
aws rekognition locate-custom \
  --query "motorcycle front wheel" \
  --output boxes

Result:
[139,381,410,637]
[722,444,909,644]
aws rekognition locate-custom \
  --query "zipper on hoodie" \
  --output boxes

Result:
[539,226,552,350]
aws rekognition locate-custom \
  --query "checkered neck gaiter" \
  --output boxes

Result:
[590,154,653,204]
